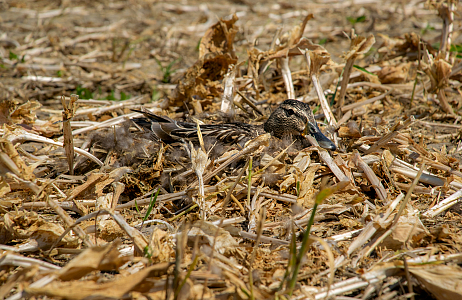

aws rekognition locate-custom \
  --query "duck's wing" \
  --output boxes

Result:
[177,122,260,144]
[131,108,185,143]
[132,108,261,145]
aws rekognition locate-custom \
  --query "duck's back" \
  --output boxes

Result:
[131,108,264,146]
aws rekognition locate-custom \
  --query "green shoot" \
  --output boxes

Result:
[450,44,462,59]
[8,51,24,62]
[151,86,160,102]
[134,199,140,214]
[432,42,440,49]
[122,44,136,68]
[287,181,349,295]
[421,23,435,35]
[105,90,116,101]
[140,189,160,230]
[168,204,198,222]
[286,191,322,295]
[353,65,377,76]
[155,57,181,83]
[195,38,202,51]
[312,104,320,114]
[143,189,159,222]
[279,225,297,291]
[105,90,131,101]
[143,245,152,261]
[174,254,199,299]
[75,86,93,100]
[120,91,130,100]
[346,15,366,26]
[9,51,18,60]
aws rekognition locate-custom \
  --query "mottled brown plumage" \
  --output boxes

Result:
[131,99,336,150]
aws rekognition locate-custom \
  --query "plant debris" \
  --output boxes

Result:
[1,1,462,299]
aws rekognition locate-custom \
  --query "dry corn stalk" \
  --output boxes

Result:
[421,50,454,114]
[337,32,375,118]
[61,94,78,175]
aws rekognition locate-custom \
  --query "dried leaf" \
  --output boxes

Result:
[26,263,169,300]
[377,63,411,84]
[199,14,238,58]
[10,100,41,124]
[148,227,172,263]
[58,240,129,281]
[188,221,238,254]
[343,34,376,60]
[410,265,462,300]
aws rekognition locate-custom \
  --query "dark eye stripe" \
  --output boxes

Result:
[284,107,307,123]
[293,110,307,123]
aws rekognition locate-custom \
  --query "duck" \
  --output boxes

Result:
[131,99,336,150]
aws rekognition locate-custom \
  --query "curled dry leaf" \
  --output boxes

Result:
[377,32,437,58]
[97,219,126,241]
[297,165,321,207]
[280,14,313,48]
[434,57,452,89]
[307,45,332,76]
[0,179,11,198]
[10,100,41,125]
[421,51,454,114]
[173,54,238,107]
[57,240,130,281]
[410,264,462,300]
[338,121,362,138]
[26,263,170,300]
[2,211,78,251]
[268,38,330,62]
[187,221,238,254]
[199,14,238,59]
[0,138,35,182]
[148,227,172,263]
[260,153,285,173]
[343,34,376,61]
[172,15,239,106]
[2,211,44,241]
[379,214,429,250]
[377,62,411,84]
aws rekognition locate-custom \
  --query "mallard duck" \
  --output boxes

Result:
[131,99,336,150]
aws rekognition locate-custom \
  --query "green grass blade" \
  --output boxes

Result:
[143,189,160,222]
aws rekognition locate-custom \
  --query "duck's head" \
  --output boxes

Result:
[263,99,336,151]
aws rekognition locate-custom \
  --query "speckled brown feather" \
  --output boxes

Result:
[131,99,336,150]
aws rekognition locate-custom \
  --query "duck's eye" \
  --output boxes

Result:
[286,108,295,116]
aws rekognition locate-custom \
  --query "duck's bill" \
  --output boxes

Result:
[302,121,337,150]
[313,131,336,150]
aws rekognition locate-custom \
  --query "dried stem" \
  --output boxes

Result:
[279,56,295,99]
[61,94,78,174]
[438,1,455,60]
